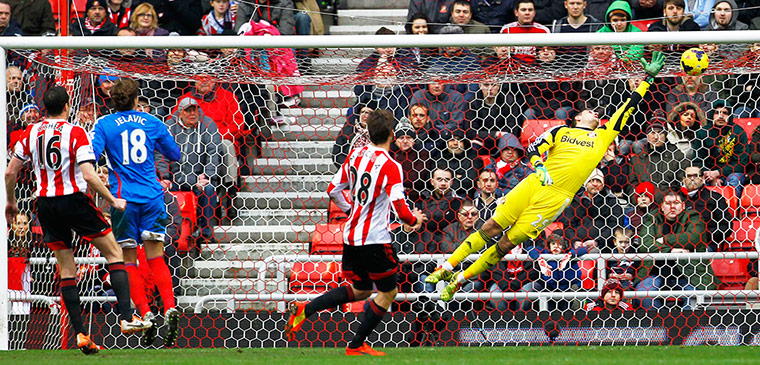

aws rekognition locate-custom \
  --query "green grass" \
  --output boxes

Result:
[0,346,758,364]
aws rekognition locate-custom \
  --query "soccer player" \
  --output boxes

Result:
[285,110,426,356]
[5,86,150,354]
[425,51,666,302]
[91,78,182,347]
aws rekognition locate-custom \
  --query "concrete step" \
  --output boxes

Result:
[261,140,335,160]
[233,208,327,226]
[233,191,328,210]
[260,123,343,142]
[244,174,333,193]
[212,224,315,246]
[276,108,347,127]
[179,278,257,296]
[337,9,408,26]
[201,242,307,261]
[345,0,409,10]
[192,259,257,279]
[329,24,406,36]
[316,48,373,60]
[249,158,335,175]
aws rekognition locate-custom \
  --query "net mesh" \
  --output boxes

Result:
[5,34,760,349]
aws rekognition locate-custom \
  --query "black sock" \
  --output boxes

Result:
[107,262,133,322]
[60,277,86,335]
[348,299,387,349]
[304,285,353,318]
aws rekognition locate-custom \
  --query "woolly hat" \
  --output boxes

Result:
[601,278,625,299]
[86,0,105,11]
[635,181,655,202]
[394,117,416,138]
[19,104,40,117]
[584,168,605,185]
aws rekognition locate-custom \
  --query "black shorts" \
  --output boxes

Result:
[342,243,399,292]
[37,192,112,251]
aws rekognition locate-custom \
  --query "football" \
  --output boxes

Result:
[681,47,709,76]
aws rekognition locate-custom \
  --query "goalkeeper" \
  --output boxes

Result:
[426,51,665,302]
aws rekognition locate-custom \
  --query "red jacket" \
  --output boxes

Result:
[179,87,246,142]
[499,22,550,64]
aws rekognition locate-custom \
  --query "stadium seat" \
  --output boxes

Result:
[327,190,351,223]
[578,260,596,290]
[543,221,564,237]
[706,185,738,218]
[711,258,751,290]
[310,223,344,254]
[631,19,658,31]
[520,119,565,148]
[739,184,760,217]
[289,261,341,293]
[724,218,760,251]
[170,191,198,253]
[734,118,760,138]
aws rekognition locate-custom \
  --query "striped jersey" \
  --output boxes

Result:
[327,144,416,246]
[499,21,551,64]
[13,119,96,197]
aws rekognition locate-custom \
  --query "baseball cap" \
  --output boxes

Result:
[177,97,199,111]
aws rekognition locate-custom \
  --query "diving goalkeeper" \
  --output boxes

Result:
[426,51,666,302]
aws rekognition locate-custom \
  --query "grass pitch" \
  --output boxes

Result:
[1,346,757,364]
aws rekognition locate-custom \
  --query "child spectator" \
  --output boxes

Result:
[198,0,237,35]
[583,278,633,311]
[625,181,657,235]
[607,227,638,291]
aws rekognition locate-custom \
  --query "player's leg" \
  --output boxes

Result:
[345,287,396,356]
[107,204,152,321]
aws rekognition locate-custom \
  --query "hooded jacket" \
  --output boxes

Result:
[487,133,532,195]
[629,141,691,202]
[704,0,748,30]
[693,101,749,176]
[596,1,644,63]
[160,108,222,189]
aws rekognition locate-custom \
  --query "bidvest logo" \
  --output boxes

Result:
[560,134,595,148]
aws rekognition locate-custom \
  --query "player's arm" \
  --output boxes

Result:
[327,160,351,214]
[155,121,182,162]
[90,117,106,160]
[606,51,665,133]
[81,161,126,211]
[525,127,561,186]
[384,163,425,229]
[5,156,24,220]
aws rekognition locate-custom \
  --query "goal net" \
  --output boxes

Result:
[3,30,760,350]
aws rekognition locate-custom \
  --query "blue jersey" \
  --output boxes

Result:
[92,110,181,203]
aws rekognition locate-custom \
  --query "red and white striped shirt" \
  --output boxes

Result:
[500,21,551,64]
[13,119,96,197]
[327,144,416,246]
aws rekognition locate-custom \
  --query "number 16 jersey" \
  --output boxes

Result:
[92,110,181,203]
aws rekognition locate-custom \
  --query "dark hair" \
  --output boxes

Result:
[514,0,534,11]
[110,78,140,111]
[664,0,685,8]
[433,163,454,177]
[452,0,471,10]
[546,231,569,250]
[375,26,395,35]
[117,26,137,35]
[0,0,11,8]
[405,12,429,34]
[479,168,497,179]
[43,86,70,116]
[367,109,395,144]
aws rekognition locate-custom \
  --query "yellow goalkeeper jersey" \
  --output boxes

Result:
[526,80,653,196]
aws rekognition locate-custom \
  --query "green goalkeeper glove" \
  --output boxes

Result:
[640,51,665,78]
[534,163,553,186]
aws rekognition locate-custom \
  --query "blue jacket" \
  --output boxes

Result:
[527,246,589,290]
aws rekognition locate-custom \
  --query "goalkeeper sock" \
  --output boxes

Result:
[446,229,492,268]
[60,277,86,334]
[462,243,509,282]
[125,263,151,316]
[347,299,387,349]
[147,255,176,311]
[107,262,135,322]
[304,285,353,318]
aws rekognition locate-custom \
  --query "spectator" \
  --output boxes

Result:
[701,1,749,60]
[406,12,429,35]
[94,74,117,116]
[551,0,603,69]
[7,0,55,35]
[332,101,375,168]
[500,0,553,65]
[473,169,500,225]
[131,3,169,36]
[159,97,222,244]
[69,0,118,36]
[391,117,430,202]
[682,165,731,251]
[235,0,310,38]
[598,140,631,205]
[450,0,489,33]
[0,1,22,36]
[683,0,715,29]
[596,1,644,63]
[427,25,481,99]
[631,0,663,20]
[636,189,715,310]
[408,104,441,152]
[74,102,99,131]
[466,82,524,156]
[133,0,203,35]
[471,0,515,33]
[415,166,463,250]
[8,103,39,149]
[486,133,532,196]
[666,101,706,158]
[629,118,691,202]
[107,0,132,29]
[664,74,718,115]
[625,181,657,234]
[532,0,567,25]
[748,125,760,184]
[198,0,236,35]
[583,278,633,311]
[440,200,480,272]
[606,228,638,291]
[406,0,456,34]
[410,82,466,134]
[557,168,624,252]
[405,13,436,68]
[734,69,760,119]
[693,100,749,194]
[356,27,418,103]
[7,66,30,128]
[521,80,580,121]
[439,129,478,198]
[647,0,700,60]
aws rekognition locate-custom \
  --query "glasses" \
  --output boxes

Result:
[138,13,153,18]
[458,211,478,217]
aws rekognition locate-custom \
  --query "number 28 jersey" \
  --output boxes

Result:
[327,144,416,246]
[92,110,181,203]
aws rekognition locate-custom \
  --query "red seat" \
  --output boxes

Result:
[724,218,760,251]
[734,118,760,138]
[327,190,351,223]
[711,258,751,290]
[578,260,596,290]
[543,221,564,237]
[740,184,760,217]
[289,261,341,293]
[170,191,198,253]
[706,185,738,218]
[632,19,658,31]
[310,223,344,254]
[520,119,565,148]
